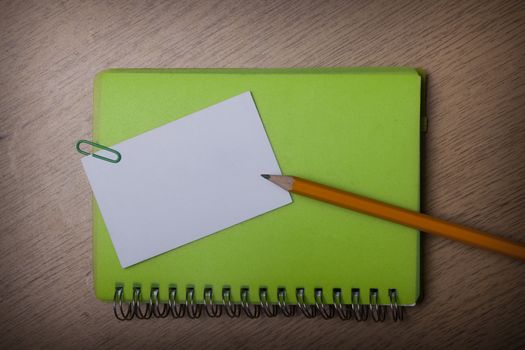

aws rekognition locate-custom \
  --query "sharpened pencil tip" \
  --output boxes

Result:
[261,174,270,179]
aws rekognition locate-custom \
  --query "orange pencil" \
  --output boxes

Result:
[262,175,525,261]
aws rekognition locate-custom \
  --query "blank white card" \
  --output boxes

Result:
[82,92,291,267]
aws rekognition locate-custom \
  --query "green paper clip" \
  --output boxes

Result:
[76,140,122,163]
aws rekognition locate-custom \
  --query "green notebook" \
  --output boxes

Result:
[92,68,422,311]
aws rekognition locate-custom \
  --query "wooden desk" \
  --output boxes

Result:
[1,0,524,348]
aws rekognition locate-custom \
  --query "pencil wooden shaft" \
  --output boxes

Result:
[288,176,525,261]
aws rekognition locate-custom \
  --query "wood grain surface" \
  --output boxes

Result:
[1,0,524,349]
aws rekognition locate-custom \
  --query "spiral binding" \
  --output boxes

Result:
[113,286,404,321]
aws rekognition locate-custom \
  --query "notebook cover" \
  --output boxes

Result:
[92,68,422,305]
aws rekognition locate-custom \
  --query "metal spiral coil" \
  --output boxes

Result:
[369,289,386,322]
[168,287,186,318]
[314,289,335,319]
[113,287,133,320]
[259,288,279,317]
[296,288,316,318]
[185,288,202,319]
[112,286,404,321]
[277,288,296,317]
[134,287,152,319]
[389,289,403,321]
[240,288,261,318]
[333,289,351,320]
[351,288,368,321]
[222,288,241,317]
[151,288,170,318]
[204,288,222,317]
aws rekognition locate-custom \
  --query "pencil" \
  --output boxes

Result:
[262,174,525,261]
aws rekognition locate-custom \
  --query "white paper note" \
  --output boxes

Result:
[81,92,291,267]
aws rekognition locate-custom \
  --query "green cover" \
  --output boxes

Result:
[92,68,422,305]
